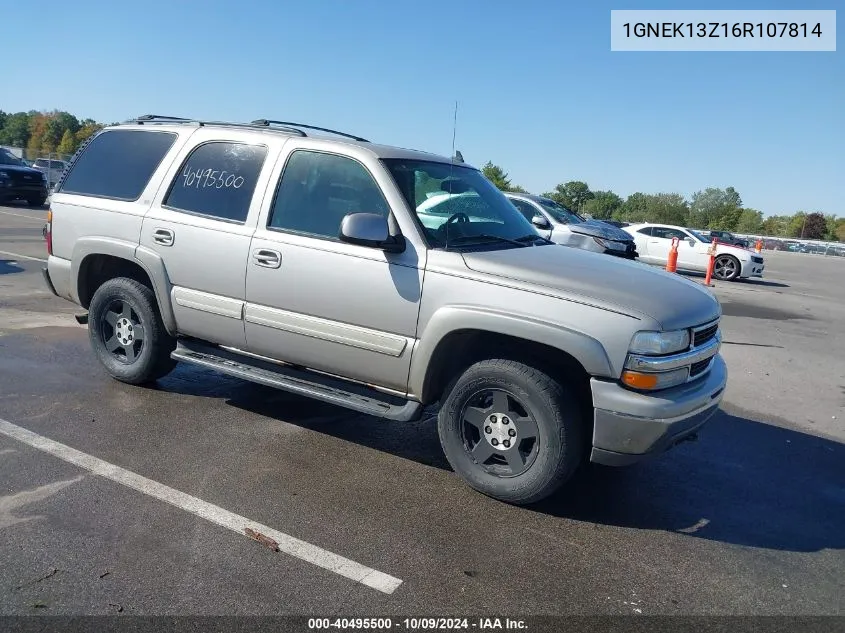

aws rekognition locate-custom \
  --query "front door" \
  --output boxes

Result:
[243,147,424,394]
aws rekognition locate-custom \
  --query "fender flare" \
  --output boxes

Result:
[409,305,614,400]
[71,238,177,335]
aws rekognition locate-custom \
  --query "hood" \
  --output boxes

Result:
[0,164,43,176]
[461,245,721,331]
[568,220,633,242]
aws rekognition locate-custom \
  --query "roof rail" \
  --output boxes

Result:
[125,115,307,136]
[251,119,369,142]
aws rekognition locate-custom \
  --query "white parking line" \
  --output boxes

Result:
[0,417,403,595]
[0,249,47,263]
[0,209,46,222]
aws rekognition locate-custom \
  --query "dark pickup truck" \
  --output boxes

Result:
[0,149,49,206]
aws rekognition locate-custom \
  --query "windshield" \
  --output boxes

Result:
[537,198,584,225]
[382,159,545,249]
[0,151,25,166]
[691,231,712,243]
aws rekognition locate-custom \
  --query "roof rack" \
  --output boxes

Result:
[250,119,369,142]
[125,115,366,142]
[126,114,307,136]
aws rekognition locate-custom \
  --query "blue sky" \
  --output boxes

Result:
[3,0,841,217]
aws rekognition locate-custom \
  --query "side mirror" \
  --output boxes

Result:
[686,237,696,247]
[531,214,551,230]
[339,213,405,253]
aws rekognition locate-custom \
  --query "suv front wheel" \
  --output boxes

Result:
[88,277,177,385]
[437,359,584,505]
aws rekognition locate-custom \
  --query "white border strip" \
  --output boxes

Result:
[0,249,47,263]
[0,417,402,594]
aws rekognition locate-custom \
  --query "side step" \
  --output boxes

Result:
[171,339,424,422]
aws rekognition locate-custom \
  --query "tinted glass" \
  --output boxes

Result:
[165,142,267,223]
[269,150,390,238]
[652,227,687,240]
[0,151,24,166]
[636,227,653,236]
[60,130,177,200]
[537,199,584,224]
[384,159,543,249]
[510,198,538,221]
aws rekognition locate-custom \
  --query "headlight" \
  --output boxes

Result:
[629,329,690,355]
[622,367,690,391]
[40,172,47,181]
[593,237,628,251]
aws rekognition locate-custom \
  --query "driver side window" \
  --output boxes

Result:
[652,227,686,240]
[268,150,390,240]
[511,199,539,222]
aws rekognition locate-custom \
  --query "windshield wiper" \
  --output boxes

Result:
[515,234,552,245]
[446,234,529,249]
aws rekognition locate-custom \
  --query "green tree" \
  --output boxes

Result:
[543,181,593,212]
[75,122,103,145]
[482,161,512,191]
[735,208,763,233]
[760,215,791,237]
[689,186,743,230]
[57,129,76,155]
[791,212,827,239]
[481,162,526,192]
[0,112,32,147]
[836,221,845,242]
[615,192,687,225]
[582,190,623,220]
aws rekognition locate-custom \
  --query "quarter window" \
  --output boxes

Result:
[59,130,177,201]
[164,142,267,223]
[268,150,390,239]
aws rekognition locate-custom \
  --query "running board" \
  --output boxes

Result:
[171,339,423,422]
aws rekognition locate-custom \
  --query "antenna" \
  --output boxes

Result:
[451,100,458,160]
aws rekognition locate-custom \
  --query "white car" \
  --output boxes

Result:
[624,223,764,281]
[31,158,69,187]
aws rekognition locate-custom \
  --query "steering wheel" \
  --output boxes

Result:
[445,212,470,225]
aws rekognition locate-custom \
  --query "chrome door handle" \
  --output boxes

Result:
[253,248,281,268]
[153,228,175,246]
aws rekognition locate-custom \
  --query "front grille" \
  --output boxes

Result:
[693,323,718,347]
[689,359,711,377]
[751,255,764,264]
[9,171,42,185]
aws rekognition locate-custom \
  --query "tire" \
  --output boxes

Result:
[27,197,47,207]
[88,277,177,385]
[713,254,741,281]
[437,359,584,505]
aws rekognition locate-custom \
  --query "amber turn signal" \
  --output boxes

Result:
[621,371,659,390]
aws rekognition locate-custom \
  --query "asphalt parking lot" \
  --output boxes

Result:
[0,201,843,617]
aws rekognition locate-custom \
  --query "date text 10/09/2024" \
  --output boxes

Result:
[307,618,527,630]
[622,22,822,39]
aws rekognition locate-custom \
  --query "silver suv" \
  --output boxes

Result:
[42,115,727,504]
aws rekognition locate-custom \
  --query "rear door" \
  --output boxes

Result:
[140,129,286,348]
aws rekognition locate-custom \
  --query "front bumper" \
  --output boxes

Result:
[589,354,727,466]
[0,183,48,201]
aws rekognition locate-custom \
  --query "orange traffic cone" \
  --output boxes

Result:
[666,237,679,273]
[703,238,718,286]
[755,239,763,253]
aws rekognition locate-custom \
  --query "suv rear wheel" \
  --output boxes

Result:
[437,359,584,505]
[88,277,177,385]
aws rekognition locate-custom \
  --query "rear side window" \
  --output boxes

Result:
[59,130,177,200]
[164,142,267,223]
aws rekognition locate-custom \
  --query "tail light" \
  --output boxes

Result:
[45,209,53,256]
